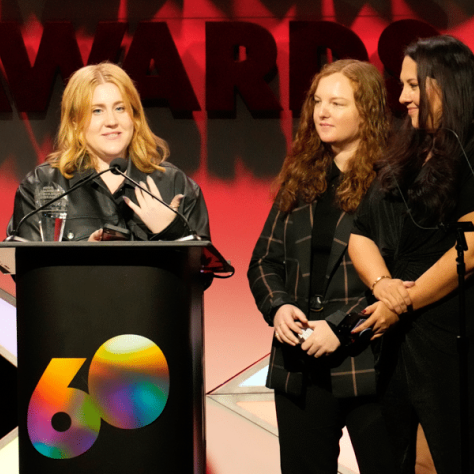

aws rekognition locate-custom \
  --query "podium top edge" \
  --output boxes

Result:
[0,239,235,275]
[0,239,213,248]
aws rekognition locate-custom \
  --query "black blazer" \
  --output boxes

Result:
[248,200,376,398]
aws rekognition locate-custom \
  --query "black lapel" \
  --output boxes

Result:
[326,211,354,277]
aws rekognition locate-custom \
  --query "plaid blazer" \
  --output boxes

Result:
[248,200,376,398]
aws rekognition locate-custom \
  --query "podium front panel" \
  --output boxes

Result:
[14,244,205,474]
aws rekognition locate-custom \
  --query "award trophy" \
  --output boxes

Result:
[34,184,68,241]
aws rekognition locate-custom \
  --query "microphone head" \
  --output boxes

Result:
[110,158,128,175]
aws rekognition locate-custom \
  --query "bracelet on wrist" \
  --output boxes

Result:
[371,275,390,293]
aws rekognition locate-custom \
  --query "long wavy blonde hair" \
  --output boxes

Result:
[48,62,169,177]
[275,59,389,213]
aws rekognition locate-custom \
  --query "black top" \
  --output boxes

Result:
[353,171,474,337]
[310,163,341,300]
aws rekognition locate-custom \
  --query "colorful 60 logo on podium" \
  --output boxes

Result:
[27,334,170,459]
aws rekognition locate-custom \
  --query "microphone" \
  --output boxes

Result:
[7,162,122,241]
[109,158,200,240]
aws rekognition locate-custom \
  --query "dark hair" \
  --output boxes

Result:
[275,59,389,213]
[378,35,474,224]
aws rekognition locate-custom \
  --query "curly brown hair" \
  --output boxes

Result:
[275,59,389,213]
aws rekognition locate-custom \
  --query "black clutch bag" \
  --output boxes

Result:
[337,312,373,352]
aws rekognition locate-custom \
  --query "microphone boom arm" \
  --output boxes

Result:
[7,166,117,240]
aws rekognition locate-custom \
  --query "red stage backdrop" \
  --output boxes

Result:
[0,0,473,391]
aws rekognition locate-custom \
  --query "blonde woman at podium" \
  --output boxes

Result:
[7,62,210,242]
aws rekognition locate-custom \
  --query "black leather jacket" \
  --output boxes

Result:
[7,160,211,242]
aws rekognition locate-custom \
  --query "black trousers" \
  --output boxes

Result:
[274,383,398,474]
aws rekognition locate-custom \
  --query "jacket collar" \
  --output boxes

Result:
[126,158,148,184]
[69,168,97,187]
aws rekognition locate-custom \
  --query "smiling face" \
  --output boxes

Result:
[313,72,361,155]
[399,55,442,128]
[84,82,134,166]
[399,56,420,127]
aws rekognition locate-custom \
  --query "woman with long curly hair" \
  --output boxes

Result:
[248,59,396,473]
[7,62,210,242]
[349,35,474,473]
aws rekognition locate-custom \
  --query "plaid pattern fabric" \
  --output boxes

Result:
[248,200,376,398]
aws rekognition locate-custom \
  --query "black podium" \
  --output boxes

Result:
[0,240,232,474]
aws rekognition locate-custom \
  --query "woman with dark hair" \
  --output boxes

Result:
[248,59,396,474]
[349,35,474,473]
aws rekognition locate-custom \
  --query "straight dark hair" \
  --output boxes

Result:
[377,35,474,225]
